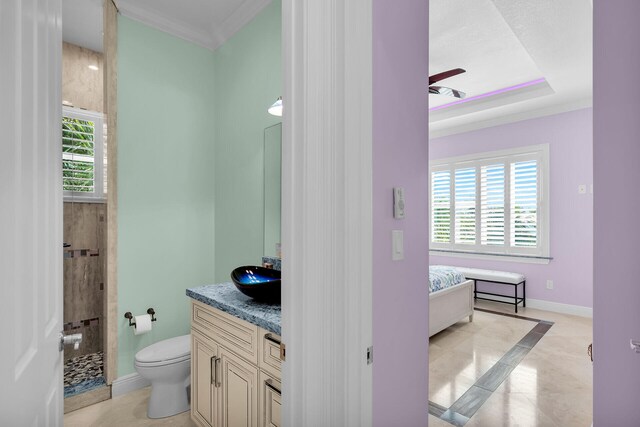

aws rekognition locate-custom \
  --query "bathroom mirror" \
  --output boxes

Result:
[263,123,282,257]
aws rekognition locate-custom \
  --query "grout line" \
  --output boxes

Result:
[473,306,542,322]
[429,308,554,425]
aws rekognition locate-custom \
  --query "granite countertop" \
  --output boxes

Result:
[186,282,281,335]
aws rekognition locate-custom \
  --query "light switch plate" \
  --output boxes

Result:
[393,187,405,219]
[392,230,404,261]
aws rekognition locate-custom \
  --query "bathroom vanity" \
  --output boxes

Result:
[186,283,282,427]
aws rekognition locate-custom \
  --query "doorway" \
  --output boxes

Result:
[426,1,593,425]
[60,0,113,411]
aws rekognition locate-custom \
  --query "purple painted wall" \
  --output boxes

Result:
[430,108,593,309]
[372,1,430,426]
[593,1,640,424]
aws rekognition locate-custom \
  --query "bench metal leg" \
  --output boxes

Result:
[471,278,526,313]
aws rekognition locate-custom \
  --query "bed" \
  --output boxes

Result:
[429,265,474,337]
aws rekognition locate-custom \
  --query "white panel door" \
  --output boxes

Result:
[0,0,64,425]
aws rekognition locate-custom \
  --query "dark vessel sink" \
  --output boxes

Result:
[230,266,281,302]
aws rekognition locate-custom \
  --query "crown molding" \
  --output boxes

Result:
[429,97,593,139]
[115,0,272,52]
[115,1,214,50]
[210,0,272,51]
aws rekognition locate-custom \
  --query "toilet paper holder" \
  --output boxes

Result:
[124,308,157,327]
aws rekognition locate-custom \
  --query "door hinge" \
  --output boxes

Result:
[280,342,286,361]
[366,346,373,365]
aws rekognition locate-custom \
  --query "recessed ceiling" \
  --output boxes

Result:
[429,0,592,137]
[62,0,103,53]
[114,0,272,51]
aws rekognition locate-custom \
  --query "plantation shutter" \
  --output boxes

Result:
[454,167,476,244]
[431,170,451,243]
[510,160,538,247]
[480,164,505,246]
[62,107,105,200]
[62,115,96,192]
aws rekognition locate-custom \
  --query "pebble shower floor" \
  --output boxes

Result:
[64,351,106,398]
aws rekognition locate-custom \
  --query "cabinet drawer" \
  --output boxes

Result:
[259,328,282,380]
[192,300,259,364]
[258,371,281,427]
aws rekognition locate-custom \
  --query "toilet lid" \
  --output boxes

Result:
[135,334,190,364]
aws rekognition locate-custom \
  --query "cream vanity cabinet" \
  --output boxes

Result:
[190,300,282,427]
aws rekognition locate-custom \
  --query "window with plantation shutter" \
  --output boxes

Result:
[62,107,106,201]
[429,145,549,259]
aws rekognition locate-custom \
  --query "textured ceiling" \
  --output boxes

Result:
[429,0,543,109]
[429,0,593,137]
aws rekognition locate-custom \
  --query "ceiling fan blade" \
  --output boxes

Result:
[429,86,466,99]
[428,68,466,85]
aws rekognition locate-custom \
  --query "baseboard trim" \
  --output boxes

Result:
[111,372,150,397]
[526,298,592,318]
[477,295,593,318]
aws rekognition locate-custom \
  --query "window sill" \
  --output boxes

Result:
[63,196,107,204]
[429,250,551,265]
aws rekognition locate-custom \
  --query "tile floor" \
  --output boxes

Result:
[430,300,593,426]
[64,387,195,427]
[64,300,592,426]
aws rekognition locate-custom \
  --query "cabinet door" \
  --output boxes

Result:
[192,330,219,427]
[258,371,281,427]
[219,347,259,427]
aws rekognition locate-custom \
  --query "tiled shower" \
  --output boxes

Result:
[63,202,106,397]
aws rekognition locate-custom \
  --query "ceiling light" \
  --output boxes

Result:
[268,97,282,117]
[88,64,99,71]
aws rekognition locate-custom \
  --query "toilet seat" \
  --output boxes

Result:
[135,334,190,367]
[135,354,190,368]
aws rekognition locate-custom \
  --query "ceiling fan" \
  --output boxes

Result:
[429,68,466,99]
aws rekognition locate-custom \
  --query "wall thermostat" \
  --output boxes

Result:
[393,187,405,219]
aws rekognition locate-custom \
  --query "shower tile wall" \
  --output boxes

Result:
[62,42,104,112]
[63,202,106,360]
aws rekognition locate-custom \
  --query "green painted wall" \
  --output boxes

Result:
[116,1,281,377]
[213,0,282,282]
[116,16,216,376]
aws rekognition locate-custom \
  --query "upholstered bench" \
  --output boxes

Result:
[453,267,526,313]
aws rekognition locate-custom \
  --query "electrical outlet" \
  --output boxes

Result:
[546,280,554,290]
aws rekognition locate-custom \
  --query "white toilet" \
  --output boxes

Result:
[134,334,191,419]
